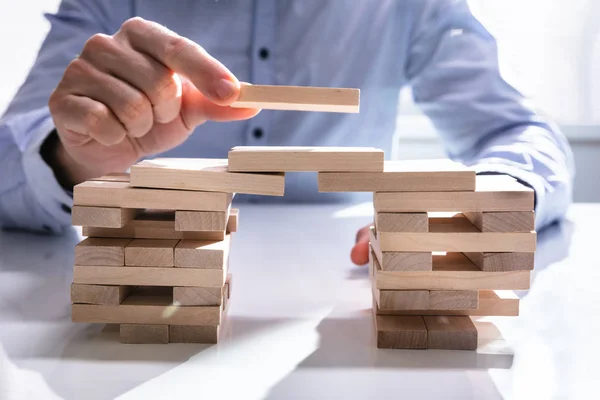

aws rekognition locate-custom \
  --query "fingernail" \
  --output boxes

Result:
[214,78,237,100]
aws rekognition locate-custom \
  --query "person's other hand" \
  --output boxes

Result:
[351,224,372,266]
[48,17,259,186]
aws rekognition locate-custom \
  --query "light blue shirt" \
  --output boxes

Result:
[0,0,574,234]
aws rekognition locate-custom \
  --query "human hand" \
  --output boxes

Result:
[350,224,372,266]
[48,17,259,186]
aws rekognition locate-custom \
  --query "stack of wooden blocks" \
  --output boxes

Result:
[69,165,247,344]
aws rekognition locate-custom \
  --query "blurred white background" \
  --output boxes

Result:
[1,0,598,201]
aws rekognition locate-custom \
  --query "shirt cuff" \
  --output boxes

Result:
[21,111,73,230]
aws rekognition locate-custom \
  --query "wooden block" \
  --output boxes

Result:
[424,316,478,350]
[174,286,223,306]
[175,210,228,232]
[130,158,285,196]
[169,325,219,344]
[125,239,179,267]
[463,211,535,232]
[73,265,226,287]
[318,159,475,192]
[464,252,535,272]
[374,314,427,349]
[369,227,432,271]
[227,146,383,172]
[375,290,430,310]
[89,172,130,182]
[175,235,231,269]
[72,290,222,326]
[74,238,131,266]
[74,180,232,211]
[83,210,237,240]
[376,212,428,232]
[72,206,136,228]
[376,290,519,317]
[70,283,131,305]
[429,290,478,310]
[377,215,536,252]
[119,324,169,344]
[374,175,534,212]
[230,84,360,113]
[372,250,530,290]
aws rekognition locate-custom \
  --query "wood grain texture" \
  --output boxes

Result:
[375,290,430,310]
[74,238,131,266]
[72,292,222,326]
[227,146,383,172]
[429,290,478,310]
[374,313,427,349]
[230,84,360,113]
[376,212,428,232]
[70,283,131,305]
[463,211,535,232]
[124,239,179,267]
[369,228,432,271]
[318,159,476,192]
[375,290,520,317]
[423,316,478,350]
[130,158,285,196]
[173,286,223,306]
[175,235,231,269]
[374,175,534,212]
[74,180,232,211]
[119,324,169,344]
[464,252,535,272]
[373,250,531,290]
[169,325,220,344]
[73,265,227,287]
[72,206,136,228]
[175,210,228,232]
[83,210,238,240]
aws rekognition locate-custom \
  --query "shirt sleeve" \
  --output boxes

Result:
[404,0,575,231]
[0,0,126,233]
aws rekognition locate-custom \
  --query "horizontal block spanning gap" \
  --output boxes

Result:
[73,180,232,211]
[82,209,238,240]
[230,84,360,113]
[130,158,285,196]
[227,146,383,172]
[318,159,476,192]
[72,289,223,326]
[372,251,530,290]
[374,290,520,316]
[73,265,227,288]
[374,175,534,212]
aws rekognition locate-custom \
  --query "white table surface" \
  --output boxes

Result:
[1,202,599,400]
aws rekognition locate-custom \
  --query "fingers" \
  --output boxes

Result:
[80,33,182,124]
[49,93,127,147]
[350,225,373,266]
[116,17,240,105]
[58,58,153,138]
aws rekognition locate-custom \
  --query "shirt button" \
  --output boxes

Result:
[253,128,264,139]
[258,47,270,60]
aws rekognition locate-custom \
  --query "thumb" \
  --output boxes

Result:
[351,224,372,266]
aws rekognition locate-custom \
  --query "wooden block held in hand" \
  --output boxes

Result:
[464,252,534,272]
[318,159,476,192]
[429,290,478,310]
[71,283,131,305]
[72,206,136,228]
[130,158,285,196]
[376,212,428,232]
[463,211,535,232]
[75,238,131,266]
[125,239,179,267]
[175,210,229,232]
[227,146,383,172]
[120,324,169,344]
[230,84,360,113]
[175,236,231,269]
[374,314,427,349]
[424,316,478,350]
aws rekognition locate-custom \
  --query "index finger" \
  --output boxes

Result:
[117,17,240,105]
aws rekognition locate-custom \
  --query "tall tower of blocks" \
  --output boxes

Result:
[70,146,535,348]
